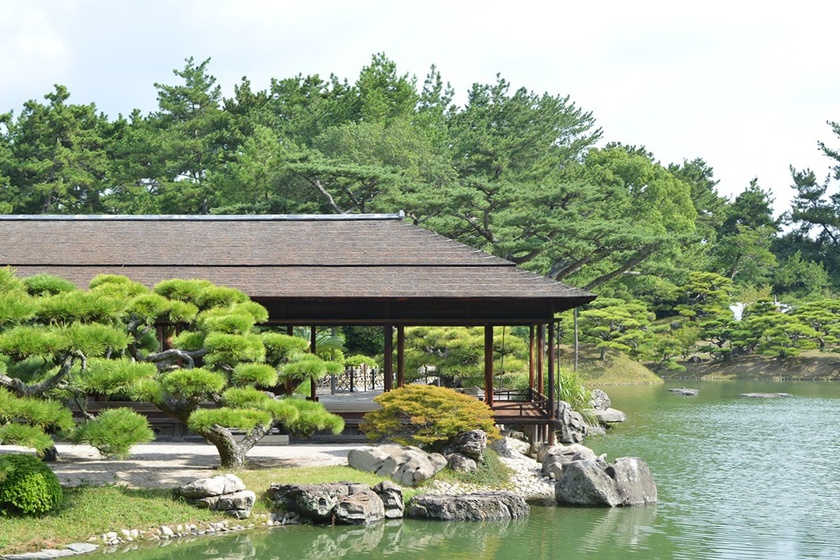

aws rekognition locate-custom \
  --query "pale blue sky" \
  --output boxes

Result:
[3,0,839,213]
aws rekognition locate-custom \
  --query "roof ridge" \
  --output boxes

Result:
[0,212,405,222]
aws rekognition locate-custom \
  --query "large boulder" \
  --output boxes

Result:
[589,389,612,410]
[177,474,253,518]
[555,401,588,443]
[267,483,354,522]
[538,442,598,464]
[447,453,478,473]
[178,474,245,499]
[490,436,531,458]
[334,489,385,525]
[555,457,657,507]
[443,430,487,462]
[539,443,600,480]
[268,482,401,524]
[213,490,256,520]
[407,492,529,521]
[373,480,404,519]
[348,445,447,487]
[593,408,627,424]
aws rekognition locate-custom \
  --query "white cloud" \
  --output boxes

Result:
[3,0,840,211]
[0,5,70,106]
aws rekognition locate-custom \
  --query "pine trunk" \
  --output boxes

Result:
[202,423,271,469]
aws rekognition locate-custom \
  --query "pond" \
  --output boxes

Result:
[89,380,840,559]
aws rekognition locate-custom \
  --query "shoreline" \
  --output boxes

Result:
[1,438,554,559]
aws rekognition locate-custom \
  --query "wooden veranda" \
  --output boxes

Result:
[2,213,595,445]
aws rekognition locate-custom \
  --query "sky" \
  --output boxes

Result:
[2,0,840,214]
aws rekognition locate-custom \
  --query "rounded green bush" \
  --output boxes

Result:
[0,454,63,516]
[361,385,501,450]
[71,408,155,459]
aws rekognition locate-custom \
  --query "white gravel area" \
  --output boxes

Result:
[425,437,555,500]
[1,437,553,499]
[0,442,370,489]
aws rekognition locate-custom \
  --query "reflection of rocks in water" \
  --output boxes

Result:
[135,533,259,559]
[296,522,390,560]
[578,504,658,552]
[288,516,530,559]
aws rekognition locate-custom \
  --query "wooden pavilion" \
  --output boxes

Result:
[1,213,595,444]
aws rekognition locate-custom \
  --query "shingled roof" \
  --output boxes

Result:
[1,214,594,325]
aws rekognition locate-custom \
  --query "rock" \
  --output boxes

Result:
[589,389,612,410]
[593,407,627,424]
[491,436,531,458]
[177,474,254,518]
[267,482,404,524]
[178,474,245,499]
[266,483,351,522]
[347,446,392,472]
[443,429,487,462]
[456,385,483,397]
[555,457,657,507]
[348,445,447,486]
[537,442,598,464]
[610,457,658,506]
[407,492,530,521]
[159,525,174,538]
[540,443,600,480]
[500,428,528,442]
[587,423,607,437]
[668,387,699,396]
[334,489,385,524]
[447,453,477,473]
[67,543,99,554]
[215,490,256,519]
[739,392,792,398]
[555,401,588,443]
[373,481,404,519]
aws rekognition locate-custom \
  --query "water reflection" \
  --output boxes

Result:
[576,504,658,553]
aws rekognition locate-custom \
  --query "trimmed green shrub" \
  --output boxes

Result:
[23,273,77,296]
[68,408,155,459]
[187,408,273,433]
[281,398,344,437]
[0,454,63,516]
[361,385,501,450]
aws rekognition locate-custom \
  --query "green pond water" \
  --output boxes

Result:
[91,380,840,559]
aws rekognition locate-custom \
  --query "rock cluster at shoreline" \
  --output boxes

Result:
[424,437,555,500]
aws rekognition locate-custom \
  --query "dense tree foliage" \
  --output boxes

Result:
[0,269,342,468]
[4,53,840,369]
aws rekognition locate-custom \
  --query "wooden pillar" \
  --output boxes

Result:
[285,326,294,395]
[547,321,556,446]
[396,325,406,388]
[528,325,536,396]
[310,326,318,401]
[537,326,544,396]
[383,324,393,392]
[484,325,494,408]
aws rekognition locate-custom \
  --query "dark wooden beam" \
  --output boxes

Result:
[397,325,405,388]
[547,321,556,446]
[537,324,545,395]
[484,325,494,408]
[383,324,393,392]
[310,326,317,401]
[528,325,536,393]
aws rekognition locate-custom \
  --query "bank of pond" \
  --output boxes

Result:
[10,380,840,560]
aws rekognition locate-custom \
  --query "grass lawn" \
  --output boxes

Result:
[1,464,400,555]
